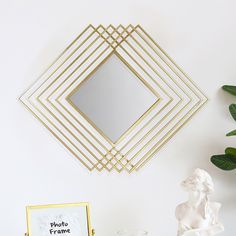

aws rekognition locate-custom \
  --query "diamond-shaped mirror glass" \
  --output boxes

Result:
[68,53,159,143]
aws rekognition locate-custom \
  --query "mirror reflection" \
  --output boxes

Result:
[69,54,158,143]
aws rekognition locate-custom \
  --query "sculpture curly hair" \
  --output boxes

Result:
[181,168,214,194]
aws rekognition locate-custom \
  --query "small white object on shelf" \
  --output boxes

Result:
[175,168,224,236]
[117,229,148,236]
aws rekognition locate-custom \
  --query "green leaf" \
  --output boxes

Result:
[226,129,236,136]
[225,147,236,156]
[229,104,236,121]
[211,154,236,170]
[222,85,236,96]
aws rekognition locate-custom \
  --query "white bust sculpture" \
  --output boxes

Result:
[175,168,224,236]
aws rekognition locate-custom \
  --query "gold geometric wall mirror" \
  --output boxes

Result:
[20,24,207,173]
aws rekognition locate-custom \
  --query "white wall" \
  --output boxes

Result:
[0,0,236,235]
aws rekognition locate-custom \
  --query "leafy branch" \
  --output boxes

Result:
[211,85,236,170]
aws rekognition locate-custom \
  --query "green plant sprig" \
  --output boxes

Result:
[211,85,236,170]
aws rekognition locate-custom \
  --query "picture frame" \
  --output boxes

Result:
[25,202,93,236]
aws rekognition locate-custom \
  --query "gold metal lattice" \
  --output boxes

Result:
[20,24,207,173]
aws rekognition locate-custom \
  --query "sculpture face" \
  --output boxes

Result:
[189,190,204,205]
